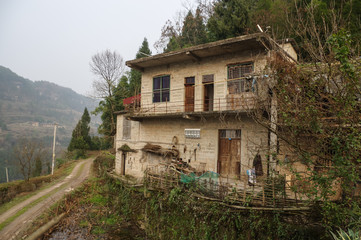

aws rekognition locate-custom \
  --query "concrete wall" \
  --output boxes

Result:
[139,49,269,114]
[115,114,268,178]
[115,47,278,178]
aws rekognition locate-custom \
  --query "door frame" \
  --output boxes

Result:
[217,129,242,176]
[184,77,195,112]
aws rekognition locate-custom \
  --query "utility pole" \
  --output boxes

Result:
[5,167,9,183]
[51,124,57,175]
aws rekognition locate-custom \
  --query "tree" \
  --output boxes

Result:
[90,50,124,137]
[207,0,250,41]
[180,9,208,47]
[114,75,131,111]
[80,107,91,147]
[33,155,42,177]
[129,38,152,95]
[155,2,211,53]
[68,108,92,157]
[250,30,361,230]
[14,139,45,181]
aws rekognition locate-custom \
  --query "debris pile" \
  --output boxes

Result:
[142,143,179,158]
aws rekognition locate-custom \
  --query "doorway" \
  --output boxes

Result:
[218,130,241,177]
[204,83,214,111]
[185,77,195,112]
[121,152,126,175]
[202,74,214,111]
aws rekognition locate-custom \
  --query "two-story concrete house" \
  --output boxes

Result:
[115,33,297,181]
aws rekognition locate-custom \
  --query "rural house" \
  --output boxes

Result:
[115,33,298,184]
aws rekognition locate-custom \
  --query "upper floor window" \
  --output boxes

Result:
[227,63,254,94]
[153,75,170,103]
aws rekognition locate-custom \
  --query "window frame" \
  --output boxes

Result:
[152,75,170,103]
[227,62,254,94]
[122,118,131,140]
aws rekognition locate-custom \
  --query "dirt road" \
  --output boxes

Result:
[0,158,94,240]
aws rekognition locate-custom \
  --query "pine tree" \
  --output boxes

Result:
[129,38,152,95]
[180,9,208,48]
[207,0,249,41]
[68,108,91,154]
[80,107,91,147]
[32,156,42,177]
[114,75,131,111]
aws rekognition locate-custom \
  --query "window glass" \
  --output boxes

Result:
[153,77,161,90]
[162,76,170,89]
[153,75,170,103]
[185,76,195,84]
[162,89,170,102]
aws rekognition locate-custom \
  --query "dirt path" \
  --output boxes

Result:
[0,158,94,240]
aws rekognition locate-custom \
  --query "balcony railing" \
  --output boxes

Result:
[126,93,257,117]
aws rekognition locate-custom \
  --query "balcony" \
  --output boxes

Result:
[123,94,257,121]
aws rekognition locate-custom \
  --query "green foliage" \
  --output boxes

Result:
[104,181,324,239]
[68,108,92,157]
[166,9,208,52]
[92,100,113,138]
[331,228,360,240]
[129,38,152,94]
[32,156,42,177]
[90,136,112,150]
[207,0,249,41]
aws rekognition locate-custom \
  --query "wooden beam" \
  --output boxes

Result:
[186,51,201,61]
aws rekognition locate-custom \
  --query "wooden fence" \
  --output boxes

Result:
[145,164,311,210]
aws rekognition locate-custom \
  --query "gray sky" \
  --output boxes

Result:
[0,0,196,95]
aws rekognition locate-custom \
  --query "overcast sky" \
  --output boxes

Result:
[0,0,196,95]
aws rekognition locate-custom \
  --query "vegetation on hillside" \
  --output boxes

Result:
[0,66,99,182]
[154,0,361,57]
[35,154,339,239]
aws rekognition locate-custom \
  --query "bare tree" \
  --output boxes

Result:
[90,50,124,137]
[14,139,45,181]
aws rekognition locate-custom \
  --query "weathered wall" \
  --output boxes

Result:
[115,114,268,178]
[139,49,269,114]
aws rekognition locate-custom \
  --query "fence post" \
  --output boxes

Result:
[262,183,265,206]
[272,177,275,207]
[243,176,247,202]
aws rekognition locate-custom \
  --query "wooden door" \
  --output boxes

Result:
[218,130,241,177]
[185,84,195,112]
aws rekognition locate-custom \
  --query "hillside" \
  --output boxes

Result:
[0,66,99,182]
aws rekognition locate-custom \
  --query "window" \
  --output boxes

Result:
[227,63,254,94]
[220,129,241,139]
[185,76,195,84]
[153,75,170,103]
[122,118,131,140]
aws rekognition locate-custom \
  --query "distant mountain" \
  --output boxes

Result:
[0,65,99,182]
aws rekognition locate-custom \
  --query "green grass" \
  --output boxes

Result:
[79,220,89,227]
[0,161,77,216]
[92,226,106,235]
[0,160,86,231]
